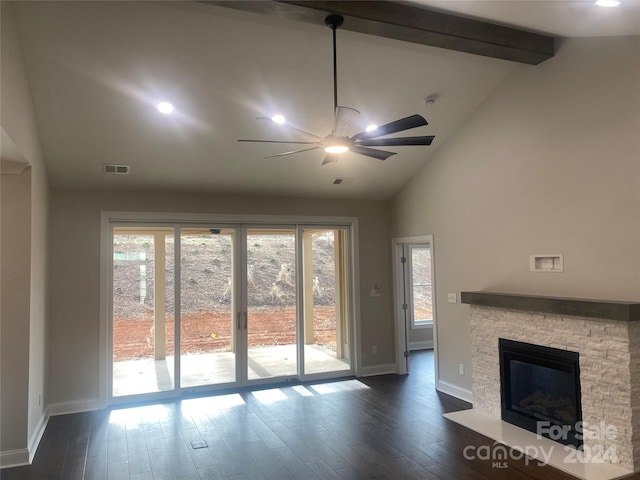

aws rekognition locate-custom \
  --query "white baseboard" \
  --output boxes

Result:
[46,398,101,417]
[28,410,49,463]
[1,411,48,468]
[0,449,29,469]
[1,399,101,469]
[437,380,474,404]
[358,363,397,377]
[409,341,434,351]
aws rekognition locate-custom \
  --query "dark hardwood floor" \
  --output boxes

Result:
[2,351,636,480]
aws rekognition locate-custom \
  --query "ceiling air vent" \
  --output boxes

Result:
[333,177,353,185]
[103,164,130,175]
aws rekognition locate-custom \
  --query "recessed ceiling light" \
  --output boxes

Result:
[595,0,620,6]
[365,124,378,133]
[156,102,174,114]
[325,145,349,154]
[271,114,286,124]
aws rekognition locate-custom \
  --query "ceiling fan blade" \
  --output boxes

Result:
[264,146,320,159]
[357,136,435,147]
[351,114,428,141]
[321,154,339,166]
[256,117,324,140]
[350,145,396,161]
[238,139,317,144]
[333,106,360,138]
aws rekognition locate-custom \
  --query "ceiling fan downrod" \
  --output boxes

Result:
[237,13,435,165]
[325,14,344,114]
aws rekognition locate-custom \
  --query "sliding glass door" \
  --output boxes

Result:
[245,228,297,381]
[301,228,350,376]
[110,221,353,402]
[112,227,175,397]
[180,228,238,388]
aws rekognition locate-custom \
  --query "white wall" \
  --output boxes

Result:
[409,326,433,349]
[47,190,395,406]
[0,172,31,456]
[0,2,50,464]
[392,36,640,395]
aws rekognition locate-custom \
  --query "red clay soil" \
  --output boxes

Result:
[113,306,337,361]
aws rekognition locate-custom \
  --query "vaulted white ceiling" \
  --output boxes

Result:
[413,0,640,37]
[10,1,639,199]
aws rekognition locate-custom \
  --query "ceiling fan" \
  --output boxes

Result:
[238,14,435,166]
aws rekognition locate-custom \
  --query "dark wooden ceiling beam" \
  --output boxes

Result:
[207,0,555,65]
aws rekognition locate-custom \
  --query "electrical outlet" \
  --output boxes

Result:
[448,293,457,303]
[371,345,377,355]
[458,363,464,375]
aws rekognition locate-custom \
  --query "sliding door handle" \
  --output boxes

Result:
[237,312,242,330]
[243,312,248,330]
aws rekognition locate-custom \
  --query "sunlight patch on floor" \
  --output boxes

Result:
[181,393,246,413]
[251,388,289,404]
[291,385,314,397]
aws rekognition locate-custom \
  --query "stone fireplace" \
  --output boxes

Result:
[446,292,640,480]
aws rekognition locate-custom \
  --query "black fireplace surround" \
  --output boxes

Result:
[499,338,583,448]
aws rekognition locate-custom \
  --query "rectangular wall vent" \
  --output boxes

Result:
[104,164,130,175]
[529,254,563,272]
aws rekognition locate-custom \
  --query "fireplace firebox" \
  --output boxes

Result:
[499,338,582,448]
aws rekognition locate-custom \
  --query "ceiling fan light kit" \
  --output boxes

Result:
[238,14,435,166]
[325,144,349,154]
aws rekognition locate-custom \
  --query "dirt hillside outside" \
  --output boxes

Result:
[112,232,339,361]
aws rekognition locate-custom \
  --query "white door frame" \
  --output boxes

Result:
[392,235,438,380]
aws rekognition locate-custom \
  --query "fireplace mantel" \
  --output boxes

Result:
[461,291,640,322]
